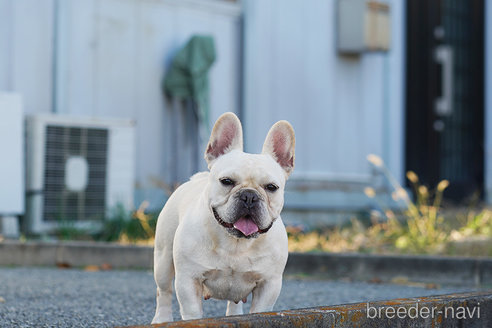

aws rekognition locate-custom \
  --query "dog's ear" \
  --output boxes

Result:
[205,112,243,168]
[262,121,295,177]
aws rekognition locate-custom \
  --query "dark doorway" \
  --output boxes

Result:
[405,0,484,201]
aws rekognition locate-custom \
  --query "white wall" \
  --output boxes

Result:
[1,0,242,209]
[0,0,55,114]
[0,93,24,214]
[54,0,241,188]
[243,0,405,190]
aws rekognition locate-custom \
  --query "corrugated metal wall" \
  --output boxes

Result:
[0,0,242,210]
[242,0,406,218]
[243,0,405,182]
[2,0,492,224]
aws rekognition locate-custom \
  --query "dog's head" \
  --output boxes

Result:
[205,112,295,239]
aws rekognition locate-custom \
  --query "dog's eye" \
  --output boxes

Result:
[265,183,279,192]
[220,178,235,186]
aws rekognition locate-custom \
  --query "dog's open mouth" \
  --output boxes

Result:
[212,208,276,237]
[233,215,259,236]
[212,208,259,237]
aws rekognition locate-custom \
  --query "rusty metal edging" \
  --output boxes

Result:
[122,291,491,328]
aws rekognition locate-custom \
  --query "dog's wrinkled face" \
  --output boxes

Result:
[204,113,295,239]
[209,151,286,238]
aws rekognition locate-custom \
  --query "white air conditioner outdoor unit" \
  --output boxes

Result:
[25,114,136,234]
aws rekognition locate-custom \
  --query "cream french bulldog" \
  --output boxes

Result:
[152,112,295,323]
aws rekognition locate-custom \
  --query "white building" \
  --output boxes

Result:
[0,0,491,233]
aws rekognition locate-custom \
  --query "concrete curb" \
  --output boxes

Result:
[284,252,492,286]
[0,240,153,269]
[121,292,492,328]
[0,241,491,285]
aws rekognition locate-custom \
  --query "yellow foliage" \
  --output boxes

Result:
[288,156,491,256]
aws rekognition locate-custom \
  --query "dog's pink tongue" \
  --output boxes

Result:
[233,217,259,236]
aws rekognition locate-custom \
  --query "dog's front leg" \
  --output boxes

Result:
[249,277,282,313]
[175,276,204,320]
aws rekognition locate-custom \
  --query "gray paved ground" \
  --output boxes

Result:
[0,267,477,327]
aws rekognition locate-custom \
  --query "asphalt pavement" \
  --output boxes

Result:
[0,267,477,327]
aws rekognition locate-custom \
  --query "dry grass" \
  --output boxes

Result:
[288,154,492,257]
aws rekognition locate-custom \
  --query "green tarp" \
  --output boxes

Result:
[163,35,216,125]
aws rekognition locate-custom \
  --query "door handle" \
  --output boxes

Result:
[434,45,454,116]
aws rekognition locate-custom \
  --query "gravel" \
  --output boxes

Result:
[0,267,477,327]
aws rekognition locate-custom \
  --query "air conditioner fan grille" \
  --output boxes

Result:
[43,125,108,222]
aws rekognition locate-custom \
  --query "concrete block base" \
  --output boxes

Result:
[0,216,20,238]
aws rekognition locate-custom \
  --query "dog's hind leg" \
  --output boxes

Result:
[226,300,244,316]
[152,208,179,324]
[152,247,174,323]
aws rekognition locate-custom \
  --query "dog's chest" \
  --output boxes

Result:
[202,268,262,302]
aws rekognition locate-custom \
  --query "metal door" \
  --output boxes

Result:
[405,0,484,201]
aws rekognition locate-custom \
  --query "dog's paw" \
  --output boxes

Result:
[151,313,173,324]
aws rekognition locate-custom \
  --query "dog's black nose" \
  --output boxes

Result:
[239,190,259,207]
